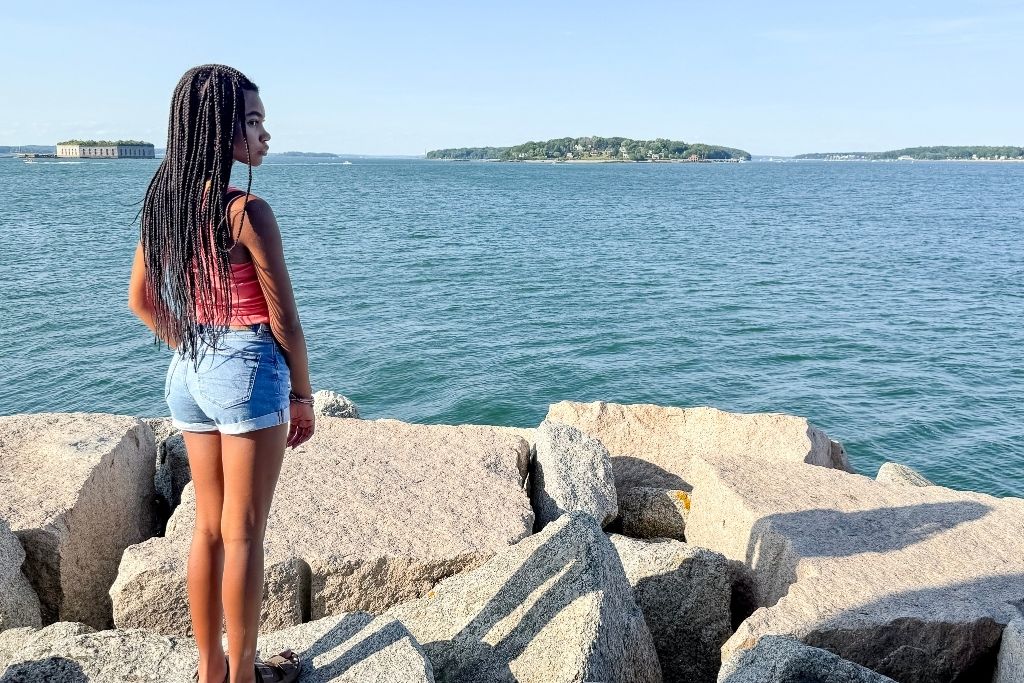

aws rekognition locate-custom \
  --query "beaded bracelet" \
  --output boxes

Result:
[289,391,315,406]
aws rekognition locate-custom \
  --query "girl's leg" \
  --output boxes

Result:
[220,423,288,683]
[183,430,230,683]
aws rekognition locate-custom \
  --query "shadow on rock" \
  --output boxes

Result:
[298,613,414,681]
[611,456,691,492]
[748,500,992,563]
[1,657,87,683]
[801,573,1024,683]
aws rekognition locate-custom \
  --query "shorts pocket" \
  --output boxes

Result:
[196,349,261,409]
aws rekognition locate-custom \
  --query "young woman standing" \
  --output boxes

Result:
[128,64,312,683]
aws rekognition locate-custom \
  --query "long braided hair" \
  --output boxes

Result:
[140,64,257,367]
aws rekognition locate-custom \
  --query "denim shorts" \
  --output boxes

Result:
[165,323,291,434]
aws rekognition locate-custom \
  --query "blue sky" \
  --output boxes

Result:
[2,1,1021,155]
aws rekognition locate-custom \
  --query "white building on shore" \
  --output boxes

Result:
[56,140,155,159]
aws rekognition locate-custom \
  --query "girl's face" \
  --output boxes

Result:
[233,89,271,166]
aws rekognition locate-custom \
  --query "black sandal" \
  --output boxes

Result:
[254,648,302,682]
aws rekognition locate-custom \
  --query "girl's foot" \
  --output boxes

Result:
[193,654,229,683]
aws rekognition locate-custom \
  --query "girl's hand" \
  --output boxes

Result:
[287,402,315,449]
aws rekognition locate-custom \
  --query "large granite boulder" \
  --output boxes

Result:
[609,534,732,683]
[111,417,533,636]
[387,512,662,683]
[685,453,1024,683]
[994,617,1024,683]
[0,413,159,630]
[0,517,41,630]
[531,420,617,530]
[0,614,433,682]
[875,462,934,487]
[545,401,850,493]
[612,486,690,541]
[717,635,898,682]
[254,612,434,682]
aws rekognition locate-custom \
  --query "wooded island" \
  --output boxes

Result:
[427,136,751,162]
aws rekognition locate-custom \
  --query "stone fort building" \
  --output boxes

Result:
[56,140,155,159]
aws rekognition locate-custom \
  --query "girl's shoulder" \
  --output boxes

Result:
[225,186,270,214]
[225,187,277,240]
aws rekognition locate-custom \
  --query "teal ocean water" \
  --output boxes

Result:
[1,156,1021,496]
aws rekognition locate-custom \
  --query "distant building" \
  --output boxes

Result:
[56,140,155,159]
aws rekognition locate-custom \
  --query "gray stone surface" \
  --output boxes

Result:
[532,420,617,530]
[545,401,850,494]
[254,612,435,682]
[875,462,934,487]
[386,512,662,683]
[685,453,1024,683]
[609,534,732,683]
[0,615,432,682]
[717,635,898,683]
[0,517,41,631]
[112,417,533,636]
[314,390,360,418]
[0,413,159,630]
[0,622,96,669]
[614,486,689,541]
[0,624,190,682]
[994,617,1024,683]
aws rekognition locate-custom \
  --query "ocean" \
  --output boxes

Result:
[1,156,1021,496]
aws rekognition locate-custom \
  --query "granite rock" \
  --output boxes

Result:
[875,462,934,487]
[0,624,191,682]
[994,617,1024,683]
[0,517,41,631]
[717,635,898,682]
[313,391,360,418]
[685,453,1024,683]
[0,621,96,672]
[609,534,732,683]
[613,486,689,541]
[387,512,662,683]
[531,420,617,530]
[545,401,850,493]
[144,417,191,531]
[254,612,435,682]
[0,615,432,682]
[0,413,159,629]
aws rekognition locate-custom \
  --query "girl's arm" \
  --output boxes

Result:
[231,198,313,398]
[128,241,178,349]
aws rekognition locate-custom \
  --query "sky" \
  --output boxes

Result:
[2,0,1022,156]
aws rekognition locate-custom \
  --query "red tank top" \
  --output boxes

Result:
[193,186,271,325]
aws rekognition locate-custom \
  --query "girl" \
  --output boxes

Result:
[128,64,312,683]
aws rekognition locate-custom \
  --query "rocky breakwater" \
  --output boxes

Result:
[1,398,1021,682]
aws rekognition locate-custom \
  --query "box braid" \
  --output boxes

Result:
[139,64,257,368]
